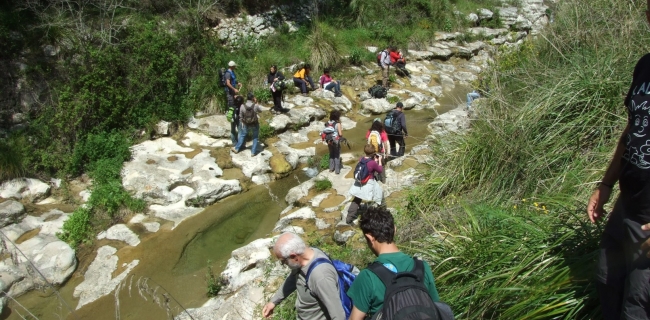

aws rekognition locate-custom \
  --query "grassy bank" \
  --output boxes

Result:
[395,0,650,318]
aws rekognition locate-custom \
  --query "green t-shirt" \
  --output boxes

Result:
[346,252,440,315]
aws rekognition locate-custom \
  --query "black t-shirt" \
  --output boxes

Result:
[621,53,650,223]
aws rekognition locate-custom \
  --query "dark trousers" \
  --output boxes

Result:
[388,134,405,157]
[293,77,315,94]
[271,89,283,110]
[597,199,650,319]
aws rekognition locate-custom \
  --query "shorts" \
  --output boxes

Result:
[597,199,650,319]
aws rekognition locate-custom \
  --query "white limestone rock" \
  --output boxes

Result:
[273,207,316,232]
[230,149,273,178]
[361,98,393,115]
[188,115,231,138]
[97,224,140,246]
[73,245,139,309]
[181,132,231,148]
[0,200,24,227]
[0,178,51,202]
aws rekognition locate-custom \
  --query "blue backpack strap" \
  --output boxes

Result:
[304,257,332,285]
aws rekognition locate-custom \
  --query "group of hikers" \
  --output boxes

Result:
[262,206,451,320]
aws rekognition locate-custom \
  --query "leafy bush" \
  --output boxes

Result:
[314,178,333,191]
[306,22,343,72]
[259,123,275,142]
[319,154,330,170]
[253,86,272,103]
[387,96,399,104]
[0,139,24,181]
[349,47,364,66]
[68,131,132,176]
[58,207,93,247]
[206,261,226,297]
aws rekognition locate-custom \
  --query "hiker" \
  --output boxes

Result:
[232,92,262,156]
[319,68,343,97]
[345,144,383,225]
[262,232,346,319]
[225,61,243,111]
[347,206,442,320]
[293,64,316,96]
[230,95,244,145]
[389,47,410,77]
[268,65,288,113]
[379,47,391,89]
[366,118,389,183]
[467,90,480,110]
[385,102,408,157]
[587,7,650,317]
[323,110,343,174]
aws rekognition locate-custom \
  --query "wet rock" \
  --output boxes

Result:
[334,230,356,244]
[0,178,51,202]
[310,193,331,207]
[73,245,139,309]
[97,224,140,246]
[231,149,273,180]
[273,207,316,232]
[188,115,231,138]
[270,154,292,174]
[274,141,315,169]
[361,98,393,115]
[181,132,231,148]
[0,200,24,227]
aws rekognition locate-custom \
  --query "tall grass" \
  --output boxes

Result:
[397,0,650,319]
[421,0,649,203]
[401,203,600,319]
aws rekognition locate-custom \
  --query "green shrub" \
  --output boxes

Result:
[69,131,131,176]
[58,207,93,247]
[349,47,364,66]
[253,86,272,103]
[314,178,333,191]
[0,139,24,181]
[206,261,226,297]
[387,96,399,104]
[306,22,343,72]
[259,123,275,142]
[319,154,330,170]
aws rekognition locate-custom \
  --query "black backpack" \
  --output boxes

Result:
[369,85,387,99]
[219,68,232,88]
[383,110,401,134]
[368,258,455,320]
[240,102,258,125]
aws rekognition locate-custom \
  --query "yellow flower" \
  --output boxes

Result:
[522,198,527,202]
[534,202,539,207]
[542,205,547,211]
[513,205,517,209]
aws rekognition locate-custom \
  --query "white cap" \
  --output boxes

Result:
[228,61,237,67]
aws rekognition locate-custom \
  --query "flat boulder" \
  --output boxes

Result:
[0,178,50,202]
[360,98,393,115]
[188,115,231,138]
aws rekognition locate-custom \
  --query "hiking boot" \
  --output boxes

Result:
[335,92,343,97]
[302,93,308,97]
[231,147,238,154]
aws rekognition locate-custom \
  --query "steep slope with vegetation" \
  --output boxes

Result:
[395,0,648,318]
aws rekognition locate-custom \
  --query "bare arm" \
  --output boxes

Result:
[587,121,630,223]
[349,306,367,320]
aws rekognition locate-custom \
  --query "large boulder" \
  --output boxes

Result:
[273,207,316,232]
[97,224,140,246]
[0,200,24,227]
[230,150,273,181]
[188,115,231,138]
[361,99,393,115]
[273,141,315,169]
[269,155,292,175]
[122,138,240,205]
[0,178,51,202]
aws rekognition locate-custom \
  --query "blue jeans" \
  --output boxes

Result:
[230,119,239,145]
[293,77,315,94]
[235,123,259,154]
[325,81,341,94]
[467,91,480,108]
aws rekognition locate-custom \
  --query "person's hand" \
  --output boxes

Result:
[234,89,239,94]
[587,185,612,223]
[262,302,276,318]
[237,83,243,89]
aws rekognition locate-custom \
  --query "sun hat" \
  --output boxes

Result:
[228,61,237,67]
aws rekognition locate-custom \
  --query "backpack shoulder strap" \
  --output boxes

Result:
[304,257,332,285]
[367,262,396,288]
[410,257,425,282]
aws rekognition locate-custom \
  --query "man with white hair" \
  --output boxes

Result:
[262,232,345,320]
